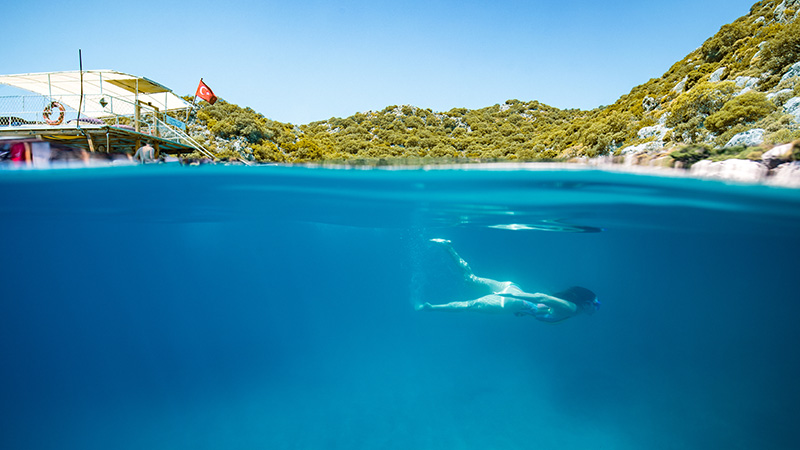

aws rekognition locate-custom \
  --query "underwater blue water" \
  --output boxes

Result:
[1,165,800,450]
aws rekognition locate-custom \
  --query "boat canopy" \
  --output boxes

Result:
[0,70,192,117]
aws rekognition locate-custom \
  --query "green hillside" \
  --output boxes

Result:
[187,0,800,164]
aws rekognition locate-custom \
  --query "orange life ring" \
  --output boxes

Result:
[43,101,65,125]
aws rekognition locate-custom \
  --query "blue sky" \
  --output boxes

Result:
[2,0,757,124]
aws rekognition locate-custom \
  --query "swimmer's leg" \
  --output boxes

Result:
[416,300,473,312]
[416,295,506,314]
[430,239,511,292]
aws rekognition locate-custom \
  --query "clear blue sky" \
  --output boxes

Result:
[2,0,757,124]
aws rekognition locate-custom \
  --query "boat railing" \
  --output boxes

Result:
[0,95,73,125]
[153,117,217,160]
[0,94,194,147]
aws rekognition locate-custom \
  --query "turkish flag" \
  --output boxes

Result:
[196,79,217,105]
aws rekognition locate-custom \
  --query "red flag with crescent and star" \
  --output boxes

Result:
[195,79,217,105]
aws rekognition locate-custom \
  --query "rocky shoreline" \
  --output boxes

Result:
[577,140,800,188]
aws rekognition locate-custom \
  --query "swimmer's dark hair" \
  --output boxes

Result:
[552,286,597,308]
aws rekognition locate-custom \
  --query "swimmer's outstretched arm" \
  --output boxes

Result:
[499,292,574,310]
[430,239,510,292]
[500,292,578,318]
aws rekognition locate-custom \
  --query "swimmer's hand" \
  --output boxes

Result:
[429,238,451,244]
[415,302,433,311]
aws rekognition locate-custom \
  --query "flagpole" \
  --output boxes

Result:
[186,78,200,122]
[77,49,83,126]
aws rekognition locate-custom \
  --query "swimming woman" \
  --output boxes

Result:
[417,239,600,323]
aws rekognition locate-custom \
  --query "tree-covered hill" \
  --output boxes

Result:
[187,0,800,165]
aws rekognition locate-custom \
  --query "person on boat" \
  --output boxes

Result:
[416,239,600,323]
[134,142,155,163]
[9,141,31,166]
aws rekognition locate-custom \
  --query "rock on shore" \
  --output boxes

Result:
[583,140,800,188]
[689,159,769,183]
[767,162,800,187]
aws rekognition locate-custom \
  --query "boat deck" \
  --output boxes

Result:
[0,122,196,154]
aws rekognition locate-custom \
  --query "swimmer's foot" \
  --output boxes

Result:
[429,238,451,245]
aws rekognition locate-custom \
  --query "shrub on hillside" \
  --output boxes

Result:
[709,144,762,162]
[252,141,286,162]
[196,101,272,143]
[765,128,800,145]
[704,91,776,133]
[667,81,736,127]
[700,21,750,63]
[670,144,710,165]
[284,138,324,162]
[758,21,800,88]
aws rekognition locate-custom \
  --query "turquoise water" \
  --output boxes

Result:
[1,165,799,450]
